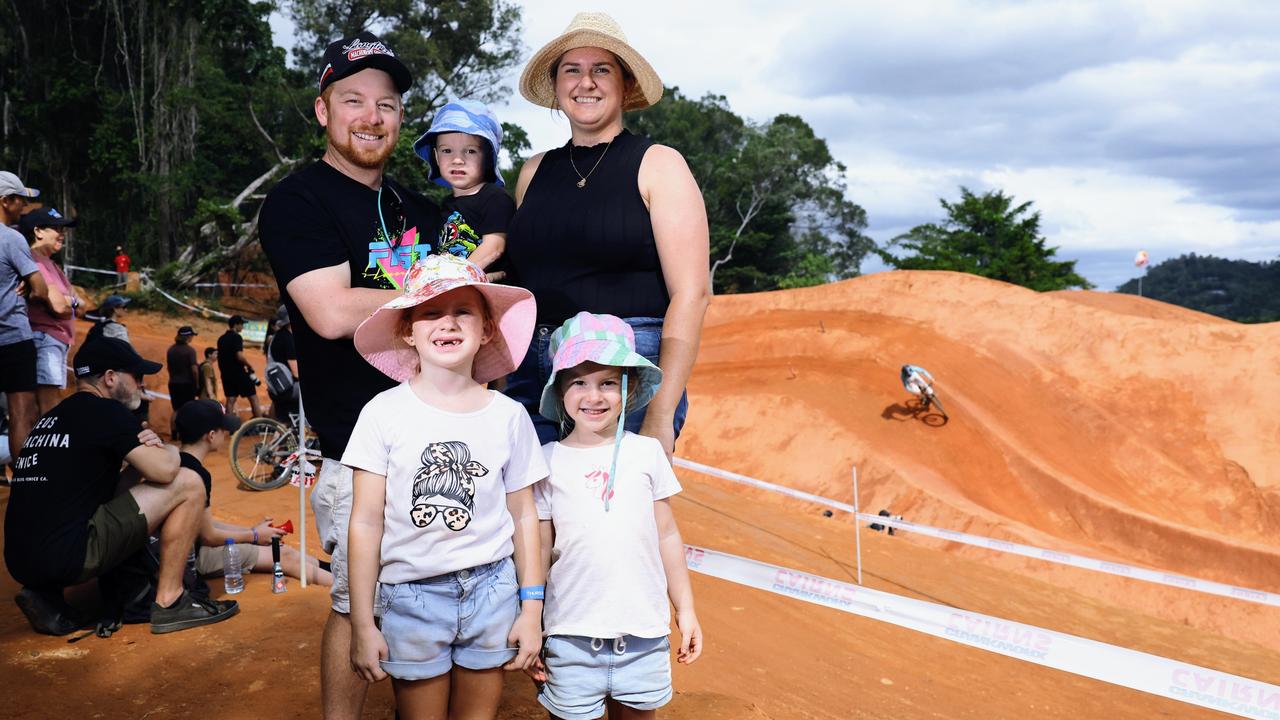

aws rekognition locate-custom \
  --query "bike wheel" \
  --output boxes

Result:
[928,393,949,419]
[230,417,297,491]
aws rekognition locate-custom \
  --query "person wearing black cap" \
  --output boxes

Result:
[217,314,263,419]
[166,325,201,438]
[3,337,238,635]
[257,32,440,718]
[0,170,51,464]
[18,205,87,416]
[86,294,132,344]
[174,400,332,587]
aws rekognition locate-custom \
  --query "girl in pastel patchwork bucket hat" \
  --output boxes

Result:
[528,311,703,719]
[341,253,549,715]
[413,100,514,274]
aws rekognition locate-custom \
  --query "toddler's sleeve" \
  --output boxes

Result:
[649,437,682,501]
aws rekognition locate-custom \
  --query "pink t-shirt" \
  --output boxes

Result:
[29,254,75,345]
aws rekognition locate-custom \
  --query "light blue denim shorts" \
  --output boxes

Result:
[378,556,519,680]
[539,634,672,720]
[32,331,69,388]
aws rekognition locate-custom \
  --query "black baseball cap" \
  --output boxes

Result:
[73,337,163,377]
[227,314,245,326]
[177,326,197,337]
[175,399,241,442]
[18,206,77,234]
[318,32,413,95]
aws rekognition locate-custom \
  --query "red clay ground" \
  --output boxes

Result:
[2,271,1277,719]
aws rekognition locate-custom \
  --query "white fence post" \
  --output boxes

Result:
[853,465,863,585]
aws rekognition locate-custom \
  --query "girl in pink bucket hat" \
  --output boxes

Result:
[341,254,549,715]
[528,311,703,719]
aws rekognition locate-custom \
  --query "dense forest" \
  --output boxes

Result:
[1117,254,1280,323]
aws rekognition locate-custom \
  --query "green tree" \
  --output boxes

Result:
[1117,254,1280,323]
[882,187,1093,290]
[627,88,873,294]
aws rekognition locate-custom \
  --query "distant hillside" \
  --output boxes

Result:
[1117,253,1280,323]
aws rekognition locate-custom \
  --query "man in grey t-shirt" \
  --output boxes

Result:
[0,171,50,464]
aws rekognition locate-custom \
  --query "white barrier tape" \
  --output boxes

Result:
[145,278,232,320]
[674,458,1280,607]
[867,515,1280,607]
[64,264,121,276]
[684,544,1280,720]
[674,457,856,512]
[194,282,275,289]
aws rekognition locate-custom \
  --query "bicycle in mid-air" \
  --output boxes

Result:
[229,412,320,491]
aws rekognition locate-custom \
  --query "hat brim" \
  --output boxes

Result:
[129,359,164,376]
[537,340,663,423]
[354,281,535,384]
[519,30,663,112]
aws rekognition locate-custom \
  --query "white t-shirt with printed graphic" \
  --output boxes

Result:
[533,432,682,639]
[342,385,548,584]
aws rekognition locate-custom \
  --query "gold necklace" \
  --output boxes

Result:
[568,138,614,188]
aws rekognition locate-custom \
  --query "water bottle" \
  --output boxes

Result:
[224,538,245,594]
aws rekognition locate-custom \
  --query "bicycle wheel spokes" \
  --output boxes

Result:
[230,417,299,490]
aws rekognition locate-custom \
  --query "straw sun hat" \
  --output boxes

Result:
[519,12,663,112]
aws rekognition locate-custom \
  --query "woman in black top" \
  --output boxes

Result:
[505,12,711,455]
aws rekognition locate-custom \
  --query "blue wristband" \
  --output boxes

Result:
[518,585,545,601]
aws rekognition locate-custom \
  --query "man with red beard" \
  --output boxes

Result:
[258,33,440,720]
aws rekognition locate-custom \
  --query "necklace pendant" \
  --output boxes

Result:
[576,178,587,188]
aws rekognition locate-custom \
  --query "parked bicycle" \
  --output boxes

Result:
[229,412,320,491]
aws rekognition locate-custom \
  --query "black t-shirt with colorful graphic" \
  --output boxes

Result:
[438,183,516,266]
[258,161,440,459]
[4,392,143,587]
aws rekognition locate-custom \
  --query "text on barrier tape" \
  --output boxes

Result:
[673,457,1280,607]
[684,544,1280,720]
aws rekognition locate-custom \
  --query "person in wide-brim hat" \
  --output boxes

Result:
[502,11,711,453]
[519,12,663,112]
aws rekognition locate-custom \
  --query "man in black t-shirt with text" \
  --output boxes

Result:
[257,32,439,719]
[4,337,238,636]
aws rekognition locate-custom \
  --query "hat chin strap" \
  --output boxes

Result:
[603,373,627,512]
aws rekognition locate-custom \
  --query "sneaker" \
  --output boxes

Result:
[15,587,80,636]
[150,590,239,634]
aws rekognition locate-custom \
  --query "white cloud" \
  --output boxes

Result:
[272,1,1280,286]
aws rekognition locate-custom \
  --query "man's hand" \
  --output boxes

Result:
[252,518,287,545]
[137,428,164,448]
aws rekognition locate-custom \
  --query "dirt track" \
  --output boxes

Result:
[2,271,1277,719]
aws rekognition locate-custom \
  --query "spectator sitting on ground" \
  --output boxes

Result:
[217,315,263,418]
[3,337,239,635]
[175,400,332,587]
[198,347,219,401]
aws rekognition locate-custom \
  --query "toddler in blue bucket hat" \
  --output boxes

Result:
[413,100,514,274]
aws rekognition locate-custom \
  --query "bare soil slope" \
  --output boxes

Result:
[3,274,1277,719]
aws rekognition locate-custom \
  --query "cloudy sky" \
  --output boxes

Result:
[274,1,1280,290]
